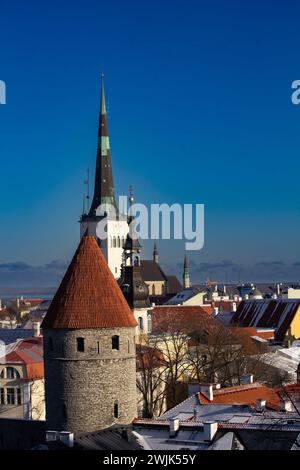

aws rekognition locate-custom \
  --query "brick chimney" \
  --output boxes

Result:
[203,421,218,441]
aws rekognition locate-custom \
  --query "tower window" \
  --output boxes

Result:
[112,335,119,350]
[97,341,100,354]
[121,236,125,247]
[77,337,85,352]
[62,403,67,420]
[113,236,116,247]
[114,402,119,418]
[138,317,144,330]
[48,337,53,351]
[152,284,156,295]
[117,236,121,248]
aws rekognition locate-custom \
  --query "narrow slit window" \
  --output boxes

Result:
[114,402,119,418]
[48,337,53,351]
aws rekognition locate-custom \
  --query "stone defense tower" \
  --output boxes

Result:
[41,234,137,436]
[80,75,129,279]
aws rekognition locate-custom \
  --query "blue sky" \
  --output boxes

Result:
[1,0,300,286]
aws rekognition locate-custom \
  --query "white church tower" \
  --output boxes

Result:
[80,75,129,278]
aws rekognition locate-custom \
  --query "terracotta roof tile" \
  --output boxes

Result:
[41,235,137,329]
[198,382,280,410]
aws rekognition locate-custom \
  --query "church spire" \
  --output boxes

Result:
[89,74,118,217]
[153,242,159,263]
[183,254,190,289]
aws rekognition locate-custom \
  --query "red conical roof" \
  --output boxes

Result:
[41,235,137,329]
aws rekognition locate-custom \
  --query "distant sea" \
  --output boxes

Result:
[0,287,56,300]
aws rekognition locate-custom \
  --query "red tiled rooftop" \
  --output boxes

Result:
[198,382,280,410]
[41,235,137,329]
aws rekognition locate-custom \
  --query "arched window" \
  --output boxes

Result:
[114,401,119,418]
[138,317,144,330]
[121,236,125,247]
[5,367,20,380]
[152,284,156,295]
[113,236,117,247]
[117,236,121,248]
[112,335,120,350]
[134,256,139,267]
[161,284,165,295]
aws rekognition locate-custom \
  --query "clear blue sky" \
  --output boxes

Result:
[1,0,300,286]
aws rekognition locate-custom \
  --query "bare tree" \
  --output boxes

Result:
[136,335,168,418]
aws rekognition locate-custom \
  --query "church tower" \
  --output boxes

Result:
[119,190,151,336]
[153,242,159,264]
[80,75,129,278]
[41,234,137,436]
[183,254,191,289]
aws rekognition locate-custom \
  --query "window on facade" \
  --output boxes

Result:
[6,367,20,380]
[17,388,21,405]
[97,341,100,355]
[117,236,121,247]
[76,337,85,352]
[161,284,165,295]
[0,369,4,379]
[138,317,144,330]
[114,402,119,418]
[152,284,156,295]
[113,236,117,247]
[48,337,53,351]
[110,237,113,248]
[147,314,152,333]
[121,236,125,247]
[7,388,15,405]
[112,335,119,350]
[0,388,4,405]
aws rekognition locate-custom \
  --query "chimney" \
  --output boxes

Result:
[17,298,20,308]
[169,418,180,437]
[200,384,213,401]
[232,302,237,312]
[213,383,221,390]
[193,408,200,421]
[0,299,2,309]
[280,400,293,412]
[256,399,266,412]
[33,322,40,337]
[59,431,74,448]
[46,431,58,442]
[277,283,281,296]
[241,374,254,385]
[203,421,218,441]
[212,307,219,317]
[223,285,226,294]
